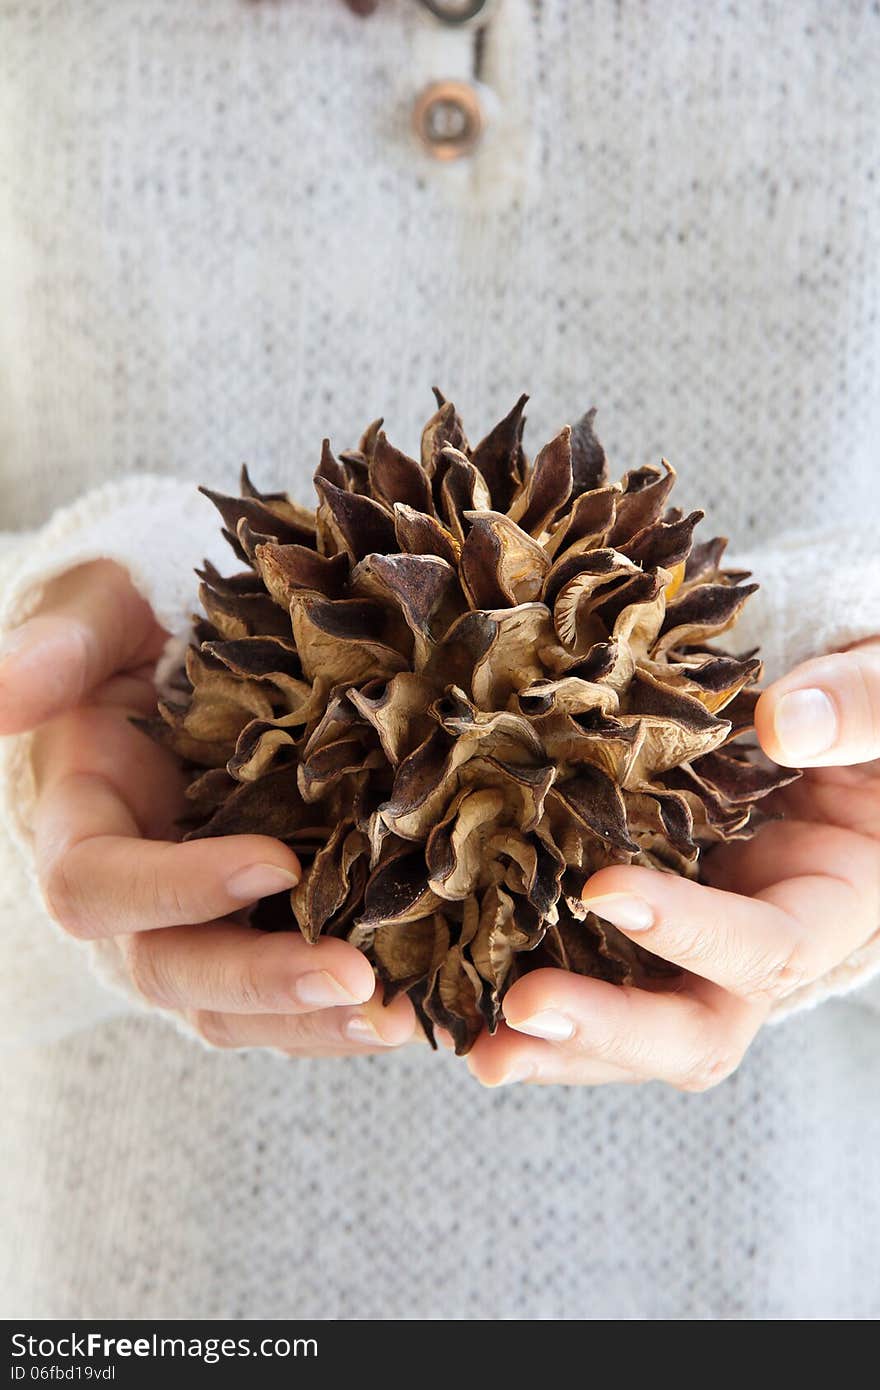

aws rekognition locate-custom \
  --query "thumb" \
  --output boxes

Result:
[0,560,166,735]
[756,637,880,768]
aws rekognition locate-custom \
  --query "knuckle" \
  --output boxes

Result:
[41,852,91,938]
[676,1046,742,1094]
[231,960,266,1013]
[741,942,809,1003]
[653,919,707,969]
[138,859,171,925]
[192,1010,236,1050]
[586,1028,633,1068]
[137,849,188,927]
[122,933,171,1007]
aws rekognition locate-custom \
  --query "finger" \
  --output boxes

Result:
[89,666,162,716]
[582,851,879,1003]
[466,1023,637,1088]
[191,983,417,1054]
[32,703,186,838]
[0,560,164,734]
[704,816,879,897]
[756,639,880,768]
[471,972,762,1092]
[120,922,377,1014]
[34,770,302,939]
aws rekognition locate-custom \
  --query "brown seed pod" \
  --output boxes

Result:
[146,396,798,1054]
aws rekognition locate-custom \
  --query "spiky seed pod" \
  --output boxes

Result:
[147,395,798,1054]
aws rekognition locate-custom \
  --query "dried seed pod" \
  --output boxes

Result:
[150,397,799,1054]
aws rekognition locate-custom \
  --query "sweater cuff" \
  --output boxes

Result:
[0,475,231,1043]
[729,526,880,1019]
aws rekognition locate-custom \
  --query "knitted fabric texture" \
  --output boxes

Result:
[1,0,879,1319]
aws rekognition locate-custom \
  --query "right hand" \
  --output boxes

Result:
[0,560,416,1055]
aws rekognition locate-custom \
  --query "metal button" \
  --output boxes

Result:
[418,0,491,24]
[412,80,483,161]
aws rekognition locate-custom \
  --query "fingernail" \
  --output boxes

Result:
[774,687,838,760]
[343,1015,396,1047]
[581,892,654,932]
[507,1010,575,1042]
[295,971,361,1008]
[226,863,300,901]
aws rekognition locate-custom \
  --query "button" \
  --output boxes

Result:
[412,80,484,161]
[418,0,491,24]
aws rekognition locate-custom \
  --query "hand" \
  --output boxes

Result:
[0,561,416,1055]
[467,638,880,1089]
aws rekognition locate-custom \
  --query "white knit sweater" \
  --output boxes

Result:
[1,0,879,1320]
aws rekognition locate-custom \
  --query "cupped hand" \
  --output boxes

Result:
[0,560,416,1055]
[468,638,880,1089]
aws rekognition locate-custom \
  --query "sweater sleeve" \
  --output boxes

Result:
[0,475,231,1050]
[727,525,880,1020]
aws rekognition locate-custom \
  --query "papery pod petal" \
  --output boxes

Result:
[202,635,301,683]
[684,535,729,585]
[508,427,573,537]
[470,604,557,709]
[470,394,528,511]
[290,595,409,684]
[315,438,347,490]
[460,510,550,608]
[199,486,317,548]
[422,608,496,695]
[569,406,609,496]
[183,766,309,841]
[359,845,443,928]
[348,672,436,765]
[142,704,233,770]
[467,885,541,1029]
[350,552,458,669]
[431,685,544,761]
[371,914,450,999]
[228,717,300,782]
[393,503,461,566]
[620,510,703,573]
[369,431,434,514]
[426,786,513,899]
[378,727,457,841]
[437,448,492,543]
[198,575,292,639]
[298,736,385,804]
[516,675,620,719]
[293,824,369,944]
[424,945,485,1055]
[640,653,762,714]
[544,487,618,560]
[608,462,676,546]
[421,398,468,477]
[688,747,800,804]
[253,542,349,607]
[314,478,398,562]
[655,580,759,654]
[544,546,638,618]
[624,787,698,858]
[550,765,639,853]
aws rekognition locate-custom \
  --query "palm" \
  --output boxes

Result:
[702,760,880,948]
[55,660,187,842]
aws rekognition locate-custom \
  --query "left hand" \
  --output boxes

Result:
[467,638,880,1090]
